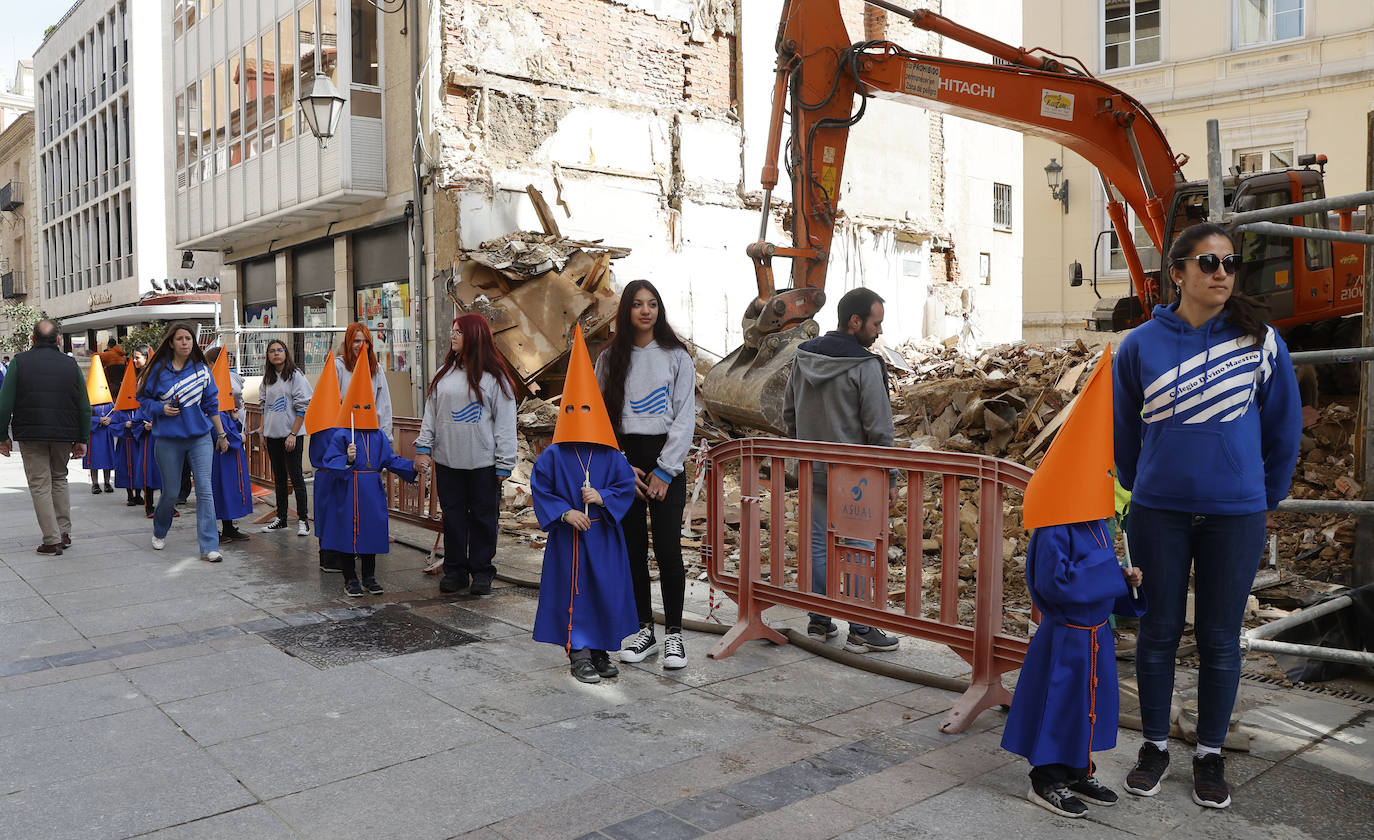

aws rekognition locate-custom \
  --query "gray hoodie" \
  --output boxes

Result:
[594,341,696,479]
[783,337,894,483]
[260,369,312,438]
[414,369,517,474]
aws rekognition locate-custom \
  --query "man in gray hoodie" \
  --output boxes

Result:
[783,287,899,653]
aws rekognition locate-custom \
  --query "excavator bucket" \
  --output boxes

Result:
[699,320,819,435]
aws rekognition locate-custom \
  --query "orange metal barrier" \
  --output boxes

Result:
[703,438,1036,734]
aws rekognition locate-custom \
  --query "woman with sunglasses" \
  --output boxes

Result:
[1113,222,1300,810]
[259,339,314,535]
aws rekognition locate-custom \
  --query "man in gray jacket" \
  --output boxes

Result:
[783,287,899,653]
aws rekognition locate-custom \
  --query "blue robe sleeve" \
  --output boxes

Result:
[532,449,576,531]
[1029,525,1129,608]
[379,434,418,483]
[597,450,638,523]
[320,432,353,471]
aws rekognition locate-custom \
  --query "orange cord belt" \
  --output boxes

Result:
[566,515,602,654]
[1062,618,1108,772]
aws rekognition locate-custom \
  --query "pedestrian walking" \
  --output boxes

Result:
[593,280,695,670]
[1113,222,1301,809]
[136,322,230,563]
[532,326,639,684]
[84,355,117,494]
[318,360,417,597]
[206,348,252,542]
[782,286,900,653]
[257,338,313,535]
[305,350,345,574]
[1002,348,1146,819]
[111,348,161,509]
[336,323,393,443]
[414,314,517,596]
[0,319,92,554]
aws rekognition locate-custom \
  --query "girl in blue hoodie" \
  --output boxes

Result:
[136,323,230,563]
[1113,222,1301,810]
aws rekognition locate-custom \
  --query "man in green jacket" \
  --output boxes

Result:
[0,320,92,554]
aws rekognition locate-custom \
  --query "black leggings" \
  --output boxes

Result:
[265,436,308,521]
[434,464,500,582]
[619,434,686,632]
[339,553,376,581]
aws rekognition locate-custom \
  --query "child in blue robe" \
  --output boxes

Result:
[211,409,253,535]
[85,400,118,493]
[320,429,416,595]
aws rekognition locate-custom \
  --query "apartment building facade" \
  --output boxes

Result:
[1022,0,1374,343]
[1,63,38,325]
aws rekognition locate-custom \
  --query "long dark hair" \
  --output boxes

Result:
[137,322,208,398]
[261,339,300,385]
[1168,222,1269,343]
[428,313,514,407]
[341,322,378,375]
[597,279,686,434]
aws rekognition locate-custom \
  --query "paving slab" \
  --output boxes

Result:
[122,643,321,703]
[137,805,302,840]
[0,670,150,739]
[701,657,916,724]
[484,781,656,840]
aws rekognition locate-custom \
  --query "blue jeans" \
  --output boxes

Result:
[1126,503,1266,748]
[805,481,871,635]
[153,433,219,554]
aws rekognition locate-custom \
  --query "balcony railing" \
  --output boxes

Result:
[2,271,26,299]
[0,181,22,211]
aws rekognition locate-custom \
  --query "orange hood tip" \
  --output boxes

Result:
[304,350,342,434]
[209,349,236,413]
[86,359,113,406]
[552,325,620,450]
[112,363,140,411]
[1021,346,1115,531]
[335,353,380,431]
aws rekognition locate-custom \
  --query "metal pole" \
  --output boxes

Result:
[1234,221,1374,246]
[1288,347,1374,364]
[1206,119,1224,222]
[1240,637,1374,667]
[1356,110,1374,590]
[1275,499,1374,515]
[1244,595,1354,641]
[1227,188,1374,225]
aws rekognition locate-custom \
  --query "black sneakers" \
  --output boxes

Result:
[362,577,384,595]
[844,626,899,653]
[470,576,493,596]
[1124,742,1170,796]
[590,649,618,679]
[1028,781,1087,818]
[344,579,364,598]
[570,658,601,684]
[807,618,840,639]
[262,519,289,533]
[662,633,687,670]
[220,524,248,542]
[619,627,658,663]
[1068,774,1118,806]
[1192,753,1231,809]
[439,574,469,594]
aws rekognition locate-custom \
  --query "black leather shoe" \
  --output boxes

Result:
[90,485,101,494]
[36,544,62,555]
[470,576,493,596]
[103,482,114,493]
[439,575,469,594]
[570,659,601,684]
[590,650,619,679]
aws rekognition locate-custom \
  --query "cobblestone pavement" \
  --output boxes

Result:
[1,457,1370,839]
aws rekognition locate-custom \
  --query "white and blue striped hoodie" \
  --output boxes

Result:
[1113,302,1301,514]
[137,360,220,440]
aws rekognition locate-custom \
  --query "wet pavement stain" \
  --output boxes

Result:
[259,605,482,668]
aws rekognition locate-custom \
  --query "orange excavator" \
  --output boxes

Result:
[700,0,1364,432]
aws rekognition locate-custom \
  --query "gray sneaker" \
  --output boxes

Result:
[844,626,899,653]
[807,619,840,639]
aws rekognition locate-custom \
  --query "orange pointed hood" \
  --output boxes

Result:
[553,325,619,449]
[210,349,236,413]
[336,356,379,431]
[86,358,113,405]
[113,361,140,410]
[1022,346,1115,530]
[304,349,341,434]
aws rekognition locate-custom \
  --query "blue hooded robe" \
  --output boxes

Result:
[1001,520,1146,768]
[319,428,416,555]
[210,411,253,520]
[112,409,161,490]
[83,402,118,470]
[310,429,344,546]
[531,442,639,652]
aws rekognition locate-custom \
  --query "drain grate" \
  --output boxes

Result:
[260,605,481,668]
[1240,670,1374,704]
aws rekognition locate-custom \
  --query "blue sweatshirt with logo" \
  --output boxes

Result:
[137,360,221,440]
[1113,303,1301,514]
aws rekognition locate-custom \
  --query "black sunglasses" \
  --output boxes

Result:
[1173,253,1242,275]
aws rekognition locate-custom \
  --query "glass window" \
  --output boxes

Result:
[175,91,186,172]
[1103,1,1160,71]
[1236,0,1304,48]
[321,0,339,84]
[260,30,277,150]
[299,2,317,88]
[1108,206,1154,273]
[183,0,196,31]
[229,53,242,167]
[278,16,296,142]
[244,43,259,161]
[351,0,379,87]
[1235,144,1294,174]
[199,73,214,181]
[993,183,1012,230]
[1301,188,1330,271]
[213,62,227,174]
[355,283,412,373]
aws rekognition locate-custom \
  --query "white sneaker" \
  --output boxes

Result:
[297,520,310,537]
[662,633,687,670]
[151,537,165,550]
[619,627,659,663]
[201,551,223,563]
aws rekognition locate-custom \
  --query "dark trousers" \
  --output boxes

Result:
[434,463,500,582]
[1127,503,1266,748]
[1030,764,1089,787]
[179,461,192,502]
[620,434,686,632]
[339,553,376,581]
[265,436,309,522]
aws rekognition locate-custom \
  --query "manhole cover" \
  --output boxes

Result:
[259,606,481,668]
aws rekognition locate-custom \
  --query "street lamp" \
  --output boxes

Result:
[1044,158,1069,213]
[298,73,346,148]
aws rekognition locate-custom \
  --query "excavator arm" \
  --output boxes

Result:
[703,0,1186,432]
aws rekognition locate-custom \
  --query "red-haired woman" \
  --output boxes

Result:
[335,323,394,442]
[414,314,517,595]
